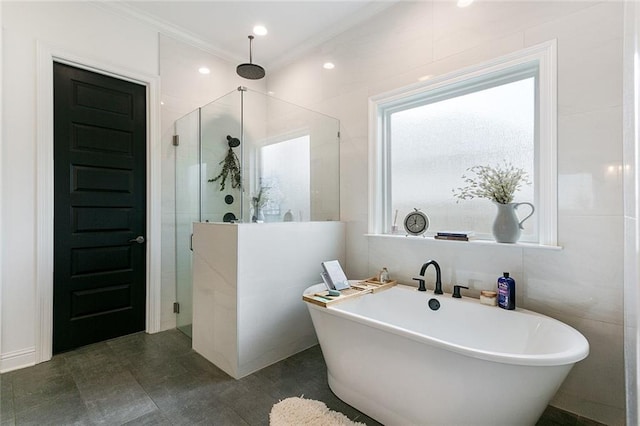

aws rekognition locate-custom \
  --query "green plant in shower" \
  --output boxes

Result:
[208,147,242,190]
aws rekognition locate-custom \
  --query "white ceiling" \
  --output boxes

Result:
[108,1,397,70]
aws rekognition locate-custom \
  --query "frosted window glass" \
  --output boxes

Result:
[390,77,536,240]
[260,136,311,222]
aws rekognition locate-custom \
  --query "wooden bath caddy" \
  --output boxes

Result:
[303,277,397,307]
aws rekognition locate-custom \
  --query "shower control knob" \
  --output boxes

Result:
[129,236,145,244]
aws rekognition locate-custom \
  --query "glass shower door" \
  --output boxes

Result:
[200,89,243,223]
[174,109,200,337]
[173,87,340,340]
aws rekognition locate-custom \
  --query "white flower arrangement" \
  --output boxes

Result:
[453,162,530,205]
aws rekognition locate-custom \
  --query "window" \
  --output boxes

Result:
[369,42,557,245]
[259,135,311,221]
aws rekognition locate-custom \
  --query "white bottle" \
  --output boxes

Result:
[379,267,389,283]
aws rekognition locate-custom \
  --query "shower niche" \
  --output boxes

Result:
[174,87,340,337]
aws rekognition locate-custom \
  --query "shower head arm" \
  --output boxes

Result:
[248,35,254,64]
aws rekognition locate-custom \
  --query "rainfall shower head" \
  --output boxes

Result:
[237,63,265,80]
[237,35,265,80]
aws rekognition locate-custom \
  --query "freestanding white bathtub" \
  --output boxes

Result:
[303,283,589,426]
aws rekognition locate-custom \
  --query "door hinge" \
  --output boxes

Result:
[173,302,180,314]
[172,135,180,146]
[337,131,340,139]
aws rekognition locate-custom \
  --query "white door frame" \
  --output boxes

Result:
[35,43,162,363]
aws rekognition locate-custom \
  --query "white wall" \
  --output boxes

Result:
[192,221,345,379]
[268,2,625,424]
[0,2,160,371]
[623,2,640,424]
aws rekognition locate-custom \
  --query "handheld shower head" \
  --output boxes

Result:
[226,135,240,148]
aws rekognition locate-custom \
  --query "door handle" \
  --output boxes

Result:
[129,236,145,244]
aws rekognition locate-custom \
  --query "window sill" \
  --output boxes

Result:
[364,233,562,251]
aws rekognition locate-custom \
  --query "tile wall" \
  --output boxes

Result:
[267,2,625,424]
[191,222,345,378]
[622,2,639,424]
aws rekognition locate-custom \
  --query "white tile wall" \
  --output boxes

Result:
[192,222,345,378]
[525,215,623,325]
[623,215,638,422]
[192,224,239,376]
[550,314,625,420]
[525,3,623,116]
[557,107,623,216]
[268,1,626,424]
[433,1,592,61]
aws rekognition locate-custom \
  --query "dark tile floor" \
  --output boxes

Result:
[0,330,604,425]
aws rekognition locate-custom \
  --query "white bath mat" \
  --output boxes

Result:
[269,396,366,426]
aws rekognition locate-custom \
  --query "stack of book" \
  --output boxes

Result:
[434,231,475,241]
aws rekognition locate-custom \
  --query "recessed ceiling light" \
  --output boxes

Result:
[323,62,335,70]
[418,75,433,81]
[199,67,211,75]
[253,25,268,36]
[457,0,474,7]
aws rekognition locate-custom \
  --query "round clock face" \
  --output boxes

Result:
[404,210,429,236]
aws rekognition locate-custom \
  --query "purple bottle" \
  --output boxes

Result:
[497,272,515,310]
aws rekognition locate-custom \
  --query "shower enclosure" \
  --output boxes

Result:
[174,87,340,337]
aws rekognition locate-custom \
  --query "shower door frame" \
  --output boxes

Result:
[174,108,202,337]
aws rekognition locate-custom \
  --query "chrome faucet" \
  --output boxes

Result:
[413,260,443,294]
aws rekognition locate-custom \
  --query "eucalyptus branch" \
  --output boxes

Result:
[208,147,241,191]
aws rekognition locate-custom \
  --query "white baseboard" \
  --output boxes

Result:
[1,347,36,373]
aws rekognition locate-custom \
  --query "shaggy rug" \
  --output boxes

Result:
[269,397,366,426]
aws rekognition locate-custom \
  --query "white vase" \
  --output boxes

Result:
[252,207,264,223]
[492,201,535,243]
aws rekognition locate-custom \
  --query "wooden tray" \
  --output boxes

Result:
[303,277,397,307]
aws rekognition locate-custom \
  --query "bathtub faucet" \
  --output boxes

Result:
[413,260,443,294]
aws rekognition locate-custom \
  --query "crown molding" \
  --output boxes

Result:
[267,1,398,72]
[93,1,243,64]
[93,1,399,72]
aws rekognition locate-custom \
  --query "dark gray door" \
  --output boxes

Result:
[53,62,147,353]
